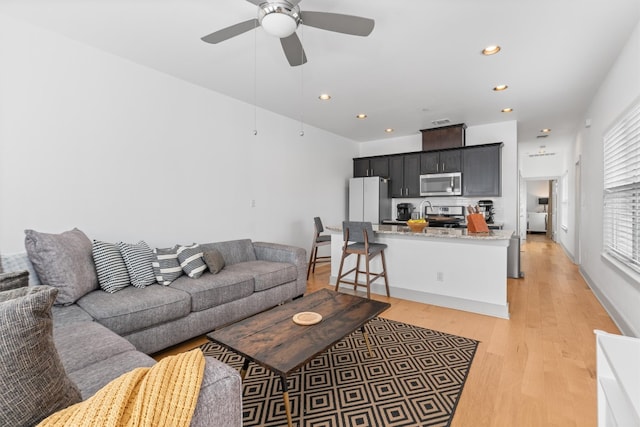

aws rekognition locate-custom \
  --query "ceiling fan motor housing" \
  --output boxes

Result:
[259,2,302,38]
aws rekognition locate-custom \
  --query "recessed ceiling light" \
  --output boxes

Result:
[356,114,367,119]
[541,128,551,133]
[493,84,508,91]
[318,93,331,100]
[385,128,394,133]
[501,108,513,113]
[482,45,501,55]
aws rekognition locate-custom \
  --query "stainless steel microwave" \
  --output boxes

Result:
[419,172,462,196]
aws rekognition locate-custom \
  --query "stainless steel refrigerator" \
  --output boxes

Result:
[348,177,391,223]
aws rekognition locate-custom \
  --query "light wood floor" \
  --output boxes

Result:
[155,234,619,427]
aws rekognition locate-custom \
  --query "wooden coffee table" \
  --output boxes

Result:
[206,289,390,427]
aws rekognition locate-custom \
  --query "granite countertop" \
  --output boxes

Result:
[327,224,514,241]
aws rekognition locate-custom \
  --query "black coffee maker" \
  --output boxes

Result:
[397,203,413,221]
[478,200,494,223]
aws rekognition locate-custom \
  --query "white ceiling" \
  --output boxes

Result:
[2,0,639,143]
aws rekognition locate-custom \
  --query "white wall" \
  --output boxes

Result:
[574,19,640,336]
[356,121,519,230]
[0,14,357,254]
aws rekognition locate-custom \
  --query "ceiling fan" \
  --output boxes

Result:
[201,0,375,66]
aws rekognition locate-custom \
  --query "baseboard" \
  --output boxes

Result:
[331,276,509,319]
[579,266,637,337]
[558,240,576,264]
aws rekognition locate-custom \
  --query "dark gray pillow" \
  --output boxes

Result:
[203,249,226,274]
[0,286,82,426]
[24,228,98,305]
[0,270,29,292]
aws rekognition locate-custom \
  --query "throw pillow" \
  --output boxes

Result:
[117,241,156,288]
[152,246,183,285]
[0,286,82,426]
[24,228,98,305]
[0,270,29,292]
[203,249,225,274]
[92,240,131,293]
[177,244,207,279]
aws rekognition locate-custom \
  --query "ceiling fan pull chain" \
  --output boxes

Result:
[299,24,305,137]
[253,19,258,136]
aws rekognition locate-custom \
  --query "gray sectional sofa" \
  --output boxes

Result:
[1,237,307,426]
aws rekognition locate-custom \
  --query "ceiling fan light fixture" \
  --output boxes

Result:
[259,3,301,38]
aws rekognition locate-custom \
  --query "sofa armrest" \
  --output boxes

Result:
[253,242,307,297]
[191,356,242,427]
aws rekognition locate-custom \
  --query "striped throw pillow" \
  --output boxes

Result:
[92,240,131,293]
[117,241,156,288]
[177,244,207,279]
[152,246,183,285]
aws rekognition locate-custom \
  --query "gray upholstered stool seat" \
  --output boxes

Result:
[334,221,390,299]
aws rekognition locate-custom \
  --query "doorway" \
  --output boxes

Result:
[523,179,557,241]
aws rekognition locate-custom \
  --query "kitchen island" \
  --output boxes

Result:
[327,224,513,319]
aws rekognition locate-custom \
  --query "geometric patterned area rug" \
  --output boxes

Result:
[200,317,479,427]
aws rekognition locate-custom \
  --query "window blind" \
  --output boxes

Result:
[603,98,640,273]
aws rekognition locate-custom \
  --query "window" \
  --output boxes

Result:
[603,98,640,273]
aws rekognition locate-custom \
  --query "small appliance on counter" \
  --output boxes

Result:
[423,206,465,228]
[478,200,495,224]
[396,203,413,221]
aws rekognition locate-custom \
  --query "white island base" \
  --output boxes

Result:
[328,225,512,319]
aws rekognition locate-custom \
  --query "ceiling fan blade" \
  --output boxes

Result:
[201,19,260,44]
[280,33,307,66]
[301,11,374,36]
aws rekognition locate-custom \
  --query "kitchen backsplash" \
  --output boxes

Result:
[390,197,505,223]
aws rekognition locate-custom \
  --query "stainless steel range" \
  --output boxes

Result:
[424,205,465,228]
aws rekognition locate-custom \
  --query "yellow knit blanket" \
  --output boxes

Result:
[38,349,205,427]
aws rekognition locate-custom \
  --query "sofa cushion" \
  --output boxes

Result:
[152,246,183,285]
[223,260,298,292]
[0,270,28,292]
[92,240,131,293]
[118,241,156,288]
[53,321,137,375]
[69,350,156,400]
[52,304,94,327]
[177,244,207,279]
[0,286,82,426]
[203,249,225,274]
[24,228,98,305]
[201,239,257,266]
[170,271,254,312]
[76,285,191,336]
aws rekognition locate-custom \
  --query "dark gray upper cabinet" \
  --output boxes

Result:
[420,149,461,174]
[389,153,420,197]
[353,157,389,178]
[462,144,502,196]
[354,143,501,197]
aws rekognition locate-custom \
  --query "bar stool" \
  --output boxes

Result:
[307,217,331,279]
[334,221,390,299]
